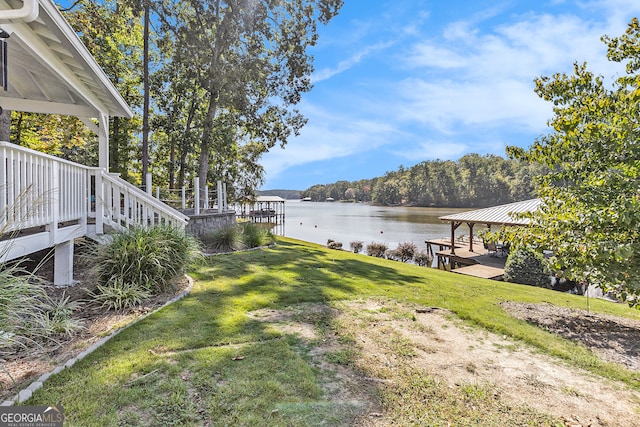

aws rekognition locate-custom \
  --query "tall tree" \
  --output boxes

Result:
[157,0,343,204]
[506,18,640,306]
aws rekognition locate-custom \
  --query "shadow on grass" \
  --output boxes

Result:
[28,240,414,425]
[28,238,640,425]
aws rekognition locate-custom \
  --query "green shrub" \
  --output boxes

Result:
[41,292,84,336]
[0,262,83,355]
[91,280,152,311]
[385,249,400,261]
[327,239,343,250]
[350,241,364,254]
[0,262,49,354]
[396,242,418,262]
[92,226,201,293]
[240,222,273,248]
[414,251,433,267]
[504,247,551,288]
[201,225,244,252]
[367,242,388,258]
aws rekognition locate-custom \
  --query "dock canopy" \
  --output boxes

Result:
[439,199,541,254]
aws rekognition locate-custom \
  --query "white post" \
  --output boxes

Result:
[217,181,223,213]
[204,184,209,209]
[155,186,159,199]
[49,161,59,245]
[193,177,200,215]
[223,182,227,210]
[181,186,186,209]
[97,113,109,171]
[146,173,152,194]
[54,240,74,286]
[95,171,104,234]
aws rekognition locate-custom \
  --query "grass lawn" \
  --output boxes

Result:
[26,237,640,426]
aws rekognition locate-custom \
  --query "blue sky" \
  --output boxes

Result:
[260,0,640,190]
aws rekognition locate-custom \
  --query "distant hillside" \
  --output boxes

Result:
[258,189,302,199]
[299,153,542,207]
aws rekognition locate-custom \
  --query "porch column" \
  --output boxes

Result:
[98,112,109,171]
[81,113,110,171]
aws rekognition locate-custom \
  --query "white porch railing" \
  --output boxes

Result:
[0,141,188,263]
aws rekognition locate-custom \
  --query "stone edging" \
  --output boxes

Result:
[1,275,195,406]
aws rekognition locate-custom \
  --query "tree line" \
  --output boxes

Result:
[7,0,343,202]
[301,154,542,208]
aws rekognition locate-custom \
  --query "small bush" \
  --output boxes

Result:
[350,241,364,254]
[0,263,49,354]
[396,242,418,262]
[327,239,343,250]
[91,280,152,311]
[504,247,551,288]
[367,242,388,258]
[201,225,244,252]
[240,222,273,248]
[0,262,83,354]
[91,225,201,294]
[414,251,434,267]
[41,292,84,336]
[385,249,400,261]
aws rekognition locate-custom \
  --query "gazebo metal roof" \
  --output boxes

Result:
[439,199,541,226]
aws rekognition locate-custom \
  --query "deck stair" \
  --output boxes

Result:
[0,141,188,285]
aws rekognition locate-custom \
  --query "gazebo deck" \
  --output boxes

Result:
[429,242,507,279]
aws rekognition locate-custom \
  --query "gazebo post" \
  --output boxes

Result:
[468,222,475,252]
[450,221,461,254]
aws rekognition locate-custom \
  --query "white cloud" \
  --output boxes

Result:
[311,41,395,83]
[392,140,468,161]
[404,43,467,69]
[392,8,636,138]
[261,103,399,180]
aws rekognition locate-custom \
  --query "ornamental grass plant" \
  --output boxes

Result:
[90,225,201,294]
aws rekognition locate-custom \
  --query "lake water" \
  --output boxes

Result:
[278,201,468,252]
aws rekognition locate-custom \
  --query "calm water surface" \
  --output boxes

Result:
[280,201,467,251]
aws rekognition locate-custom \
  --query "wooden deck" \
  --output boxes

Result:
[427,238,507,280]
[453,264,505,279]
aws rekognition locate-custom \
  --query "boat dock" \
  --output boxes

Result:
[426,238,506,280]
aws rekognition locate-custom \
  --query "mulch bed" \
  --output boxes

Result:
[501,301,640,372]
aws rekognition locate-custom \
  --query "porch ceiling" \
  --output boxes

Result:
[0,0,132,119]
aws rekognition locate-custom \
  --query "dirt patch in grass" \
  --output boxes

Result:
[248,303,381,420]
[251,300,640,426]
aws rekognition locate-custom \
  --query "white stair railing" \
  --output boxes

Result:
[90,169,188,234]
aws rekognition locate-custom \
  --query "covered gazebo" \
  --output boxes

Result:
[426,199,542,278]
[439,199,542,255]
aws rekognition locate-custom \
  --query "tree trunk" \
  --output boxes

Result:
[198,90,218,207]
[169,138,175,189]
[141,2,150,190]
[110,116,120,173]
